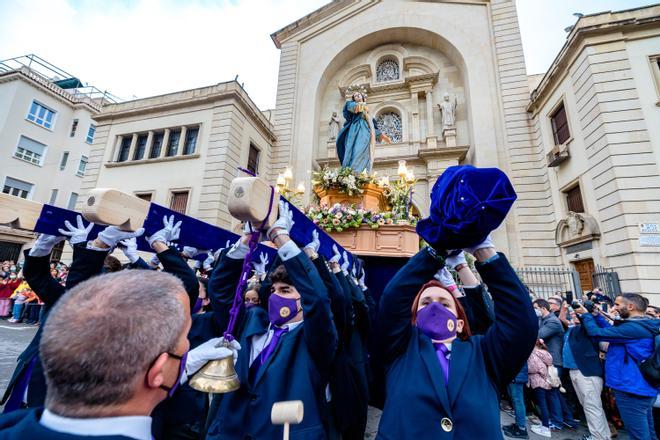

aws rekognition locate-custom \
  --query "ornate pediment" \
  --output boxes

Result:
[555,212,600,247]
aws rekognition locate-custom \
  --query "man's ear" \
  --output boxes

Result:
[146,353,169,389]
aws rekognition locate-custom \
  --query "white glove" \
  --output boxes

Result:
[183,337,241,380]
[119,238,139,264]
[303,230,320,253]
[58,215,94,245]
[434,267,458,293]
[329,244,341,264]
[29,234,65,257]
[182,246,203,259]
[252,252,269,277]
[97,226,145,249]
[192,260,202,270]
[203,252,215,271]
[147,215,182,247]
[358,269,367,290]
[213,240,232,261]
[463,234,495,255]
[267,201,295,239]
[446,251,467,270]
[341,251,350,274]
[149,254,160,268]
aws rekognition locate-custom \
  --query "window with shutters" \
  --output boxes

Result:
[183,127,198,155]
[26,101,56,129]
[135,192,153,202]
[247,144,260,174]
[14,136,47,165]
[169,190,189,214]
[3,177,33,199]
[167,130,181,157]
[117,137,131,162]
[60,151,69,170]
[133,134,148,160]
[67,192,79,210]
[70,119,78,137]
[49,189,58,205]
[150,131,164,158]
[77,156,88,177]
[565,185,584,213]
[550,102,571,145]
[86,124,96,144]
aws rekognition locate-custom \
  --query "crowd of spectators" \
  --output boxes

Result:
[0,259,67,325]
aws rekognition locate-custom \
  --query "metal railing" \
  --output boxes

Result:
[0,54,122,105]
[592,265,621,300]
[515,266,582,300]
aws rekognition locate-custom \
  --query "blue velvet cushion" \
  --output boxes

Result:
[416,165,516,250]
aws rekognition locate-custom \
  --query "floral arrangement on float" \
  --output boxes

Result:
[305,204,402,233]
[311,166,378,197]
[306,160,419,232]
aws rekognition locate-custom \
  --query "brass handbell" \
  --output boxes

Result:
[189,342,240,393]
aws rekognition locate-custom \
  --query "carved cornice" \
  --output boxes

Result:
[555,211,601,247]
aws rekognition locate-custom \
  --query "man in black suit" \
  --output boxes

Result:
[0,269,193,440]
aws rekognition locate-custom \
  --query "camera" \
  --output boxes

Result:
[572,300,594,313]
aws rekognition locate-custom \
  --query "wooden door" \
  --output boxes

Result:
[574,259,595,293]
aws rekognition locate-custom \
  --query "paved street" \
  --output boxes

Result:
[0,320,37,401]
[0,323,631,439]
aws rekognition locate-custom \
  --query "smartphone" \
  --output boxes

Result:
[566,291,573,305]
[602,303,608,313]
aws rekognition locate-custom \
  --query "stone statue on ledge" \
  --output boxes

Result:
[437,93,457,129]
[328,111,341,140]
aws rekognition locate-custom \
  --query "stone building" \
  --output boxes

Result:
[0,55,110,261]
[77,81,275,228]
[527,6,660,295]
[22,1,658,298]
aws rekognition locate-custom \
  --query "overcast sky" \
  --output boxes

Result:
[0,0,653,109]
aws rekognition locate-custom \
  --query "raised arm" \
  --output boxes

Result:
[579,313,652,342]
[477,251,538,389]
[312,254,350,345]
[268,201,337,369]
[377,248,445,365]
[207,244,246,332]
[21,236,66,308]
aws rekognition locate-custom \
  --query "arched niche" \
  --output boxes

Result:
[314,27,470,159]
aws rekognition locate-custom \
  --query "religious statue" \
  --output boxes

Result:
[437,93,458,129]
[336,86,391,173]
[328,112,341,140]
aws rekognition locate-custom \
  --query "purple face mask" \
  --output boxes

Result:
[160,351,188,398]
[416,302,458,341]
[191,298,203,314]
[268,293,299,326]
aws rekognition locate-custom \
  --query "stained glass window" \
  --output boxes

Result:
[376,111,402,143]
[376,59,399,82]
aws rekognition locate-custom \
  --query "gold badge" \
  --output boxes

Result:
[447,320,455,332]
[279,307,291,318]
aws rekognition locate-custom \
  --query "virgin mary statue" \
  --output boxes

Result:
[336,88,391,172]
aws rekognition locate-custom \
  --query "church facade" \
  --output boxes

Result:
[76,1,660,297]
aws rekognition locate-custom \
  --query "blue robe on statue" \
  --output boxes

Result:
[336,101,381,173]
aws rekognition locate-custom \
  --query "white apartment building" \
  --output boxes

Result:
[0,55,117,261]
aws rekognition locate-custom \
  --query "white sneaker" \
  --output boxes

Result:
[530,424,551,438]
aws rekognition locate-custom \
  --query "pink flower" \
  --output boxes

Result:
[377,219,385,225]
[346,215,353,221]
[332,218,341,226]
[335,212,343,219]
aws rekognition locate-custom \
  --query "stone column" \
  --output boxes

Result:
[425,90,437,149]
[160,128,170,158]
[177,126,187,156]
[145,131,154,159]
[127,133,138,161]
[411,91,420,151]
